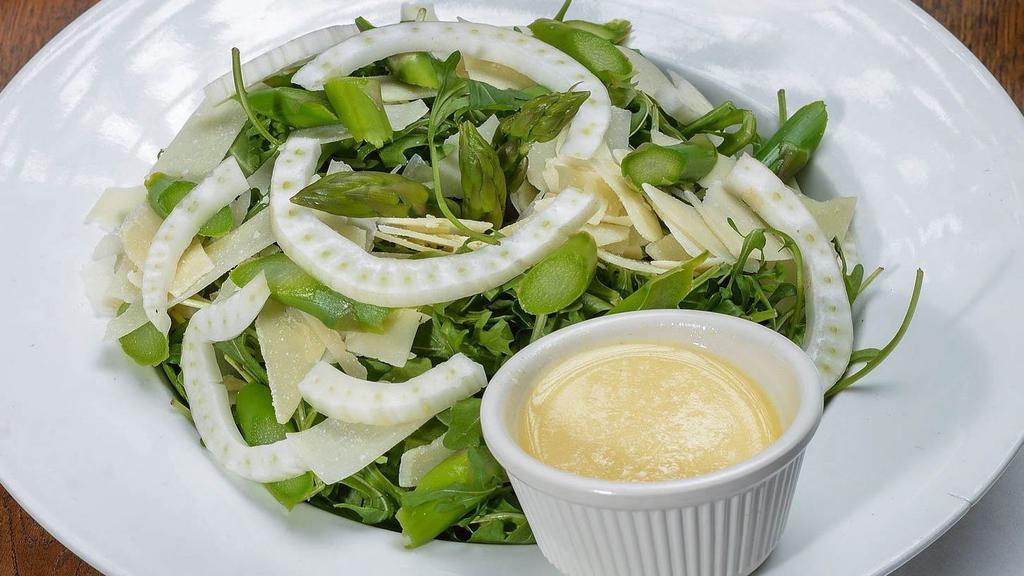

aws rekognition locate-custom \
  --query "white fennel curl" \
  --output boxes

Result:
[142,158,249,334]
[724,155,853,388]
[180,274,308,482]
[292,21,610,159]
[204,25,359,103]
[270,137,599,307]
[299,353,487,425]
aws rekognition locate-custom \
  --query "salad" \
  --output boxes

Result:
[84,1,921,548]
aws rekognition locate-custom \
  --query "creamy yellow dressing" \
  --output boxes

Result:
[518,343,781,482]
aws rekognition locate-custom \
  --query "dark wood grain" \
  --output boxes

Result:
[0,0,1021,574]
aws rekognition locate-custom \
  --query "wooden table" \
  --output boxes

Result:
[0,1,1022,574]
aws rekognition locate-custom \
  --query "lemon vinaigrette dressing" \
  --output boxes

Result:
[518,343,782,482]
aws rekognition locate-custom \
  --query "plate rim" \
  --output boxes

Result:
[0,1,1022,575]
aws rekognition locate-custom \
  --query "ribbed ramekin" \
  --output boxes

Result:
[481,310,823,576]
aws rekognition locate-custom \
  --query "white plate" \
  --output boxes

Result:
[0,1,1021,575]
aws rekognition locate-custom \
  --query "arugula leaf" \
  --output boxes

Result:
[610,252,709,314]
[478,319,514,356]
[443,398,482,449]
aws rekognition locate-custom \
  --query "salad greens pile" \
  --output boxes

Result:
[108,0,922,548]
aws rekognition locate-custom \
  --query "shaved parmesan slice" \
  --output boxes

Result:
[346,309,428,367]
[801,196,857,243]
[399,436,455,487]
[388,99,430,131]
[650,129,683,146]
[379,77,436,102]
[641,183,731,259]
[229,189,252,227]
[377,216,491,235]
[375,232,438,253]
[377,225,465,250]
[725,155,853,388]
[299,354,486,425]
[597,250,664,274]
[665,70,715,124]
[91,233,123,260]
[86,186,146,231]
[299,313,368,378]
[107,258,141,304]
[152,99,247,181]
[583,223,631,247]
[119,203,217,298]
[327,160,353,175]
[172,209,275,304]
[287,417,427,484]
[271,137,598,307]
[142,159,248,333]
[601,214,633,227]
[526,139,558,194]
[83,255,119,316]
[256,301,326,423]
[698,153,736,188]
[293,21,610,159]
[592,151,664,242]
[645,234,689,260]
[651,259,685,270]
[605,107,632,152]
[461,56,535,90]
[168,242,214,297]
[701,183,787,261]
[204,26,359,103]
[603,228,644,259]
[104,301,148,340]
[247,155,276,194]
[181,275,308,482]
[402,154,433,183]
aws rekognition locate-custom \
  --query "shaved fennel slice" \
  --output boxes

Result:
[271,137,599,307]
[287,417,427,484]
[142,159,249,334]
[591,151,664,243]
[256,301,326,424]
[801,196,857,243]
[152,99,247,181]
[107,259,141,304]
[86,186,146,231]
[293,21,610,159]
[181,275,305,482]
[725,155,853,388]
[641,183,732,259]
[171,209,275,305]
[345,309,428,367]
[400,2,438,21]
[399,436,455,487]
[299,354,486,425]
[203,26,359,103]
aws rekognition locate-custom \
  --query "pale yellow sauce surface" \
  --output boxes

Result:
[518,343,781,482]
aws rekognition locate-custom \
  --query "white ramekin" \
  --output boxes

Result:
[481,310,823,576]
